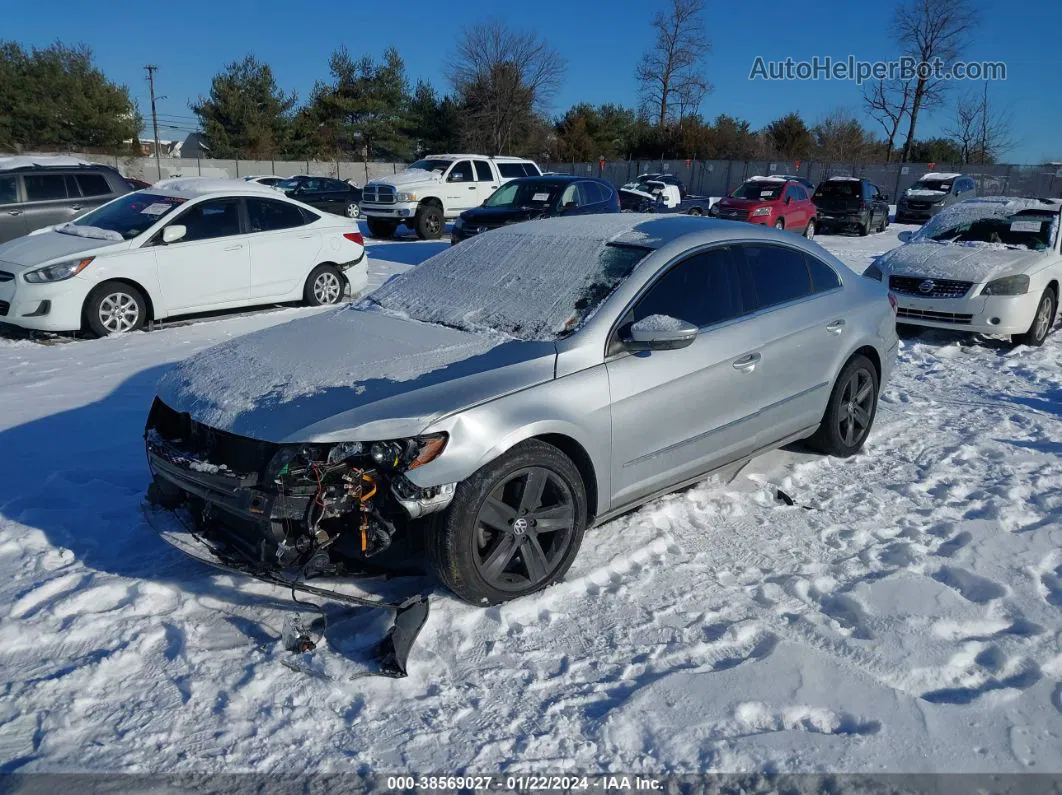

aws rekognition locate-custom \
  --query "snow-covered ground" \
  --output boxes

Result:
[1,221,1061,775]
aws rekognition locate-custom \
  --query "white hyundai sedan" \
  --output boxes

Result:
[0,178,367,336]
[866,197,1061,347]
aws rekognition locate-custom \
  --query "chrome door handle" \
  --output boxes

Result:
[7,210,23,216]
[223,244,243,251]
[468,186,477,191]
[826,319,846,334]
[732,352,761,372]
[70,205,82,211]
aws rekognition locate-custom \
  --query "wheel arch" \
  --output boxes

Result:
[849,344,882,383]
[418,196,444,211]
[83,277,156,322]
[531,433,600,524]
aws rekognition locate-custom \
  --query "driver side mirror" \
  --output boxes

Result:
[162,224,187,244]
[898,230,913,244]
[447,172,465,183]
[622,316,698,352]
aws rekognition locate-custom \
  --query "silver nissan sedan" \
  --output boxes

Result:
[146,214,899,605]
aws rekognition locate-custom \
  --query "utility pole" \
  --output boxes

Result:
[145,65,162,180]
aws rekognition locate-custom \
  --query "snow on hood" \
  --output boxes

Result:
[0,230,127,268]
[368,169,444,189]
[155,308,557,443]
[877,242,1043,283]
[361,215,659,341]
[905,189,948,198]
[54,223,124,242]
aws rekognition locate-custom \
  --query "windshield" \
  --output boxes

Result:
[408,159,452,173]
[484,181,566,208]
[914,207,1058,251]
[360,232,651,340]
[61,193,185,240]
[909,180,952,193]
[733,181,782,200]
[814,181,860,198]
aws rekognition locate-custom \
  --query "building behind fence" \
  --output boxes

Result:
[30,152,1062,200]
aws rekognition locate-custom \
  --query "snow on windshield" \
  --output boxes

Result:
[913,198,1060,251]
[360,217,655,341]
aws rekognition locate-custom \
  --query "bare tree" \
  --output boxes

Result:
[863,78,913,162]
[893,0,979,162]
[813,108,877,163]
[635,0,712,127]
[447,21,565,155]
[946,83,1013,164]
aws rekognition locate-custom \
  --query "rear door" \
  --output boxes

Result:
[246,198,322,299]
[732,243,848,444]
[472,160,499,206]
[73,172,118,214]
[606,246,764,507]
[152,197,251,312]
[0,175,27,243]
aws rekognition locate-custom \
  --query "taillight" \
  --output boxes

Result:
[888,292,898,312]
[343,232,364,246]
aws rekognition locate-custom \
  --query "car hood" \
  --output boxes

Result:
[461,206,547,225]
[155,307,557,444]
[904,189,948,199]
[718,197,769,208]
[367,169,444,190]
[0,230,129,268]
[878,242,1045,283]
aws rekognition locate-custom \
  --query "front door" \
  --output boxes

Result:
[444,160,478,212]
[606,246,764,508]
[153,197,250,312]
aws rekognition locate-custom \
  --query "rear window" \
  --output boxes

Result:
[76,173,111,197]
[499,163,532,179]
[247,198,310,232]
[25,174,69,201]
[815,181,860,198]
[736,244,812,309]
[0,176,16,204]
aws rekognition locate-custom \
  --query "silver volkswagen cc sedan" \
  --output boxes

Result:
[145,215,899,605]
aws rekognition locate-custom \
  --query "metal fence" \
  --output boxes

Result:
[546,159,1062,201]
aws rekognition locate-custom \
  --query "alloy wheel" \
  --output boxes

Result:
[97,292,140,334]
[313,271,343,304]
[346,203,360,218]
[1032,294,1054,342]
[471,466,576,592]
[425,214,442,235]
[837,367,875,447]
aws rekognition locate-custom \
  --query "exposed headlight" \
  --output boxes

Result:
[395,192,417,202]
[327,441,364,464]
[981,275,1030,296]
[751,207,773,217]
[24,256,94,283]
[863,264,884,281]
[369,434,447,470]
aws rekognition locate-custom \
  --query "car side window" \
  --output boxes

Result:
[631,247,742,329]
[473,161,493,182]
[522,163,540,176]
[76,173,111,197]
[0,176,15,204]
[805,254,841,293]
[791,186,808,201]
[173,198,242,242]
[24,174,69,201]
[735,244,812,310]
[582,182,605,204]
[448,160,473,182]
[247,198,309,232]
[498,163,523,179]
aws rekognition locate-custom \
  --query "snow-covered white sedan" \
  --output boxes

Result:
[0,178,367,336]
[866,197,1061,347]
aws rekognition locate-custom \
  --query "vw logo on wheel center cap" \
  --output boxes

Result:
[512,517,529,535]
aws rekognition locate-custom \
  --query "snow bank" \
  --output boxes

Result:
[362,216,660,341]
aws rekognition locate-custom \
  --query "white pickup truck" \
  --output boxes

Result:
[360,154,541,239]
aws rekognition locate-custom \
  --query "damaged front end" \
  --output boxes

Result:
[143,398,449,676]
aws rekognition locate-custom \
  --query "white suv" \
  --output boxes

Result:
[360,154,540,239]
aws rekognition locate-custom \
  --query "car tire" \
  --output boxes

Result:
[1013,287,1057,347]
[366,218,397,239]
[688,207,703,216]
[84,281,148,337]
[303,264,345,306]
[858,216,870,236]
[414,204,444,240]
[804,219,816,239]
[345,202,360,219]
[774,219,785,230]
[428,439,588,606]
[806,354,879,458]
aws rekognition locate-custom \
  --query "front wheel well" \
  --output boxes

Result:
[83,278,155,322]
[418,197,444,212]
[532,433,599,523]
[1045,280,1058,298]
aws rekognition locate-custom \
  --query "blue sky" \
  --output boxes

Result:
[7,0,1059,163]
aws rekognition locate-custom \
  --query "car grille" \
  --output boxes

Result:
[897,307,973,325]
[0,270,12,282]
[0,301,8,316]
[362,185,396,204]
[906,201,933,210]
[718,208,749,221]
[148,398,277,478]
[889,275,972,299]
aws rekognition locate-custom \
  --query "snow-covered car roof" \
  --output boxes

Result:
[422,154,536,162]
[823,176,861,182]
[920,172,963,180]
[911,196,1061,244]
[0,155,104,171]
[149,177,288,198]
[746,175,788,183]
[361,215,691,341]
